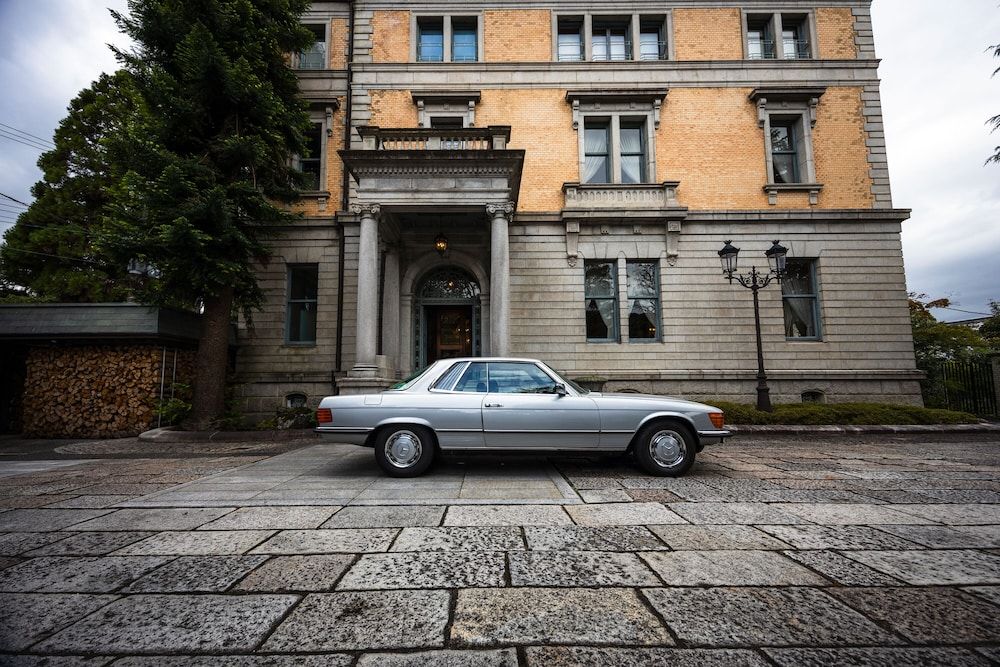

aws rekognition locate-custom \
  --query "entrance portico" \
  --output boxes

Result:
[338,126,524,394]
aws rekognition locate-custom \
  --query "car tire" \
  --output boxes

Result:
[633,421,697,477]
[374,425,436,478]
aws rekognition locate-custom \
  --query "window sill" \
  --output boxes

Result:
[283,342,317,348]
[586,339,620,344]
[784,337,824,343]
[763,182,823,206]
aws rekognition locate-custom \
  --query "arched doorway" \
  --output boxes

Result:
[414,266,481,370]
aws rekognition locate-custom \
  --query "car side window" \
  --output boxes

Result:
[487,362,558,394]
[454,362,488,392]
[432,362,467,390]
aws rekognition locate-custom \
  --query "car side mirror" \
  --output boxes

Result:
[554,383,568,396]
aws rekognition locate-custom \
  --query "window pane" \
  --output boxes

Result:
[783,298,817,338]
[584,125,609,153]
[772,154,799,183]
[557,20,583,61]
[288,302,316,342]
[584,262,616,297]
[454,362,487,392]
[583,155,609,184]
[433,362,466,390]
[628,299,658,339]
[639,22,663,60]
[781,260,814,295]
[488,362,557,394]
[289,265,318,300]
[626,262,657,298]
[620,125,643,154]
[418,20,444,61]
[586,298,615,340]
[452,21,477,62]
[770,125,792,152]
[620,155,643,184]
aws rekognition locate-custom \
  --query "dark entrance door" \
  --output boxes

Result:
[425,305,473,364]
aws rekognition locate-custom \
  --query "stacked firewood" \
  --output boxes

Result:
[22,345,195,438]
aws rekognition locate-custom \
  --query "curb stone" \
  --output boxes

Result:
[729,423,1000,435]
[138,426,320,443]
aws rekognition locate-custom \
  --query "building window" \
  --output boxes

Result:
[582,117,649,184]
[557,17,584,61]
[781,259,821,340]
[287,265,318,344]
[297,24,326,69]
[592,18,631,61]
[293,122,323,191]
[285,393,308,408]
[627,261,659,341]
[745,12,813,60]
[417,17,444,62]
[639,18,667,60]
[584,260,618,342]
[770,118,802,184]
[452,18,478,62]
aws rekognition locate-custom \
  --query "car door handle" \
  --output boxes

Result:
[484,402,503,408]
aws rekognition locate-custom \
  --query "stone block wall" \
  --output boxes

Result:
[22,345,195,438]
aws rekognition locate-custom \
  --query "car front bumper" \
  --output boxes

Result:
[697,429,732,444]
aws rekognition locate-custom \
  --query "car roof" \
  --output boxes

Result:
[433,357,543,364]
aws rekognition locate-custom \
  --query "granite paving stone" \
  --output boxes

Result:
[69,508,233,531]
[648,525,791,550]
[36,593,297,654]
[524,647,770,667]
[524,526,667,551]
[338,551,506,590]
[668,503,807,525]
[0,656,116,666]
[0,556,20,570]
[874,524,1000,548]
[578,489,633,503]
[451,588,672,646]
[356,649,518,666]
[197,506,340,530]
[565,502,685,526]
[640,550,827,586]
[764,647,992,667]
[757,525,922,550]
[263,590,450,651]
[962,586,1000,606]
[125,555,269,592]
[250,528,397,554]
[113,531,274,556]
[444,505,572,526]
[43,495,140,509]
[321,505,445,528]
[784,550,903,585]
[771,503,935,525]
[24,531,157,556]
[0,556,171,592]
[509,550,661,587]
[391,527,524,552]
[886,503,1000,525]
[0,531,71,555]
[0,593,118,650]
[976,647,1000,663]
[234,554,355,592]
[0,509,112,532]
[830,587,1000,643]
[642,586,899,647]
[111,657,349,666]
[841,549,1000,585]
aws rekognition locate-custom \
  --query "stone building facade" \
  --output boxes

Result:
[234,0,920,419]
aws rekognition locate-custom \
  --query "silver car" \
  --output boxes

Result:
[316,357,730,477]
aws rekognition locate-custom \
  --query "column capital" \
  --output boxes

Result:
[350,203,382,218]
[485,202,515,219]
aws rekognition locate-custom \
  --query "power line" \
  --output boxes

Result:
[0,245,100,265]
[0,192,30,207]
[0,130,51,152]
[0,122,55,148]
[934,305,993,317]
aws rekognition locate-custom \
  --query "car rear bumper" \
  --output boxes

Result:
[315,426,372,446]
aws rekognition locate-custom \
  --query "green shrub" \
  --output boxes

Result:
[255,406,316,431]
[154,383,192,426]
[703,400,979,425]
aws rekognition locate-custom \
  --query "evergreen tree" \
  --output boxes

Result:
[908,293,988,367]
[103,0,314,429]
[0,71,143,302]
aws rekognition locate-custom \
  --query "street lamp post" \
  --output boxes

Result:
[718,240,788,412]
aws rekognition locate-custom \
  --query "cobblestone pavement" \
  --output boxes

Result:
[0,434,997,665]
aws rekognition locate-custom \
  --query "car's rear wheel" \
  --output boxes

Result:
[633,421,696,477]
[374,425,435,478]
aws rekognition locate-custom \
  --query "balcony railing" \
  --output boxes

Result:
[748,39,811,60]
[748,39,777,59]
[357,126,511,151]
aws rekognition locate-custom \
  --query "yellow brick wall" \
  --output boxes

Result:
[816,8,858,59]
[672,8,743,60]
[369,90,418,127]
[372,10,409,63]
[484,10,551,62]
[329,18,349,69]
[812,87,873,207]
[477,89,577,212]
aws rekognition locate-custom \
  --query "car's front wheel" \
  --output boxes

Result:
[633,421,696,477]
[374,425,436,477]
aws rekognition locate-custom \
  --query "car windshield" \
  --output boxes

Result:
[549,367,590,395]
[387,366,433,391]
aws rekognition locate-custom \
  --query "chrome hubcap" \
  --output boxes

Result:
[649,430,685,468]
[385,430,422,468]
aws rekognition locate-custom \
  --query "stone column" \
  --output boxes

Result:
[350,203,380,375]
[381,245,401,374]
[487,202,514,356]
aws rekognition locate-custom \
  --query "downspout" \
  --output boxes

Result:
[334,0,355,393]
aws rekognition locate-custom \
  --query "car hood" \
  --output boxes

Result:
[587,392,720,411]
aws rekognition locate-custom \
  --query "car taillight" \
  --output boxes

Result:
[709,412,724,428]
[316,408,333,424]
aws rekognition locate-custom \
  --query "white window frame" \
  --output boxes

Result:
[410,13,484,63]
[553,12,674,62]
[741,10,817,60]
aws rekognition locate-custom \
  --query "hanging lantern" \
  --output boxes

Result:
[434,232,449,256]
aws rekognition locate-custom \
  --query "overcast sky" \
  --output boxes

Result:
[0,0,998,321]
